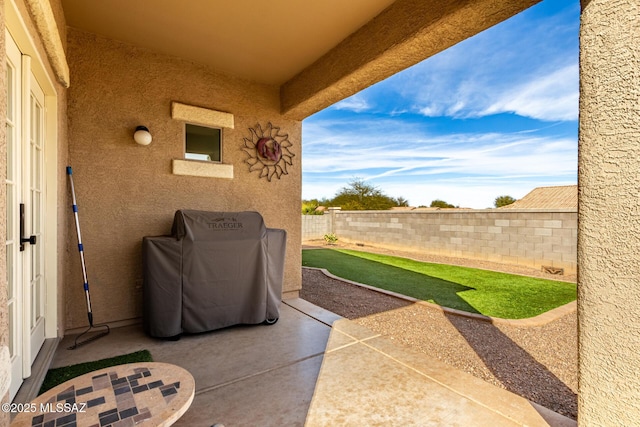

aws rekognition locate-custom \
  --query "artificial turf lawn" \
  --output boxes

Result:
[39,350,153,394]
[302,249,576,319]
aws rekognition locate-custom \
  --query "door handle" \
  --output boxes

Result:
[19,203,36,252]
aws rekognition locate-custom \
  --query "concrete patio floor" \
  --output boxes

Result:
[47,299,576,426]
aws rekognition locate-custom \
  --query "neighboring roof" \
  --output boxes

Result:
[501,185,577,209]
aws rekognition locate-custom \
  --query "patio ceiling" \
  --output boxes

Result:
[61,0,540,119]
[61,0,396,86]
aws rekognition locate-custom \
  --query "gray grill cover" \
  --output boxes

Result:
[143,210,286,338]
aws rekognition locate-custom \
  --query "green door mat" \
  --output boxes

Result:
[39,350,153,395]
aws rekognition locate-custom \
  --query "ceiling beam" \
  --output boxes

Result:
[280,0,540,120]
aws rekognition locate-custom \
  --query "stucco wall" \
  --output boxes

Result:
[65,28,302,330]
[51,0,69,348]
[306,209,577,274]
[578,0,640,423]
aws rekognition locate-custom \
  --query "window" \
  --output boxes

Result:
[171,101,234,178]
[185,123,221,162]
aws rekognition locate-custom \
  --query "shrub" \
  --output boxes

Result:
[323,233,338,245]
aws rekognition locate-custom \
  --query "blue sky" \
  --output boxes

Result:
[302,0,579,209]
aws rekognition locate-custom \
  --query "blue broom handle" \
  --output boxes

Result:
[67,166,94,322]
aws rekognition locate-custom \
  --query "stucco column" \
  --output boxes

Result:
[578,0,640,424]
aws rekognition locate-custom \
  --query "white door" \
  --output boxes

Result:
[6,31,46,400]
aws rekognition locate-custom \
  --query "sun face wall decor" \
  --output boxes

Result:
[243,123,295,181]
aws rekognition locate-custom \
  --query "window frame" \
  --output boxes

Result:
[170,101,235,179]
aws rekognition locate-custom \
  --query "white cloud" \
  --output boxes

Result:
[332,94,371,112]
[303,118,576,178]
[480,65,578,121]
[417,105,442,117]
[408,61,578,122]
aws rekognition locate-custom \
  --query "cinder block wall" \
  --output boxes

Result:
[304,209,577,274]
[301,215,332,241]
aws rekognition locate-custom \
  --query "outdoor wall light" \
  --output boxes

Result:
[134,126,152,146]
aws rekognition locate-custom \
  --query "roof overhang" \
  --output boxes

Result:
[61,0,541,120]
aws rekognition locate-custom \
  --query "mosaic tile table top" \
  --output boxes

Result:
[11,362,195,427]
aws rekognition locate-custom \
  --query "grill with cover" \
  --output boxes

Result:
[142,210,286,338]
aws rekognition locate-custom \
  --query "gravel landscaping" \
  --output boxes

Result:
[300,242,578,420]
